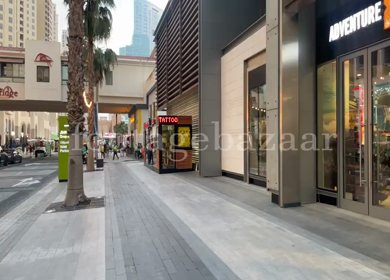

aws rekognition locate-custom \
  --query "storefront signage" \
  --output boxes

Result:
[329,1,382,42]
[130,117,135,124]
[0,86,18,99]
[58,116,69,182]
[159,117,179,124]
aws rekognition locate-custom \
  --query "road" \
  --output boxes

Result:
[0,154,58,219]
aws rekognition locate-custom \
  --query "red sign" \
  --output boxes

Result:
[144,123,149,129]
[35,53,53,66]
[0,86,18,99]
[159,117,178,124]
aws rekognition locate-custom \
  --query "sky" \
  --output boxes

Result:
[53,0,169,54]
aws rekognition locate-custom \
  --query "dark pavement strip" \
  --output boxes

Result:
[0,170,58,219]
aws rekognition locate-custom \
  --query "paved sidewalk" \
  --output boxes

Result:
[106,163,223,280]
[0,171,105,280]
[2,159,390,280]
[126,162,390,280]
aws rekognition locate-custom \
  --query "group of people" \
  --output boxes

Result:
[99,142,133,160]
[81,142,144,163]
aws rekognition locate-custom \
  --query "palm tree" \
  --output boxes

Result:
[93,47,117,159]
[85,0,115,172]
[63,0,88,207]
[93,48,117,88]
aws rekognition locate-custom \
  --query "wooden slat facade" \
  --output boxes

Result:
[155,0,199,109]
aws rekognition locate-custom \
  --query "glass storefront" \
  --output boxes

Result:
[342,55,366,203]
[317,61,337,191]
[248,66,267,179]
[372,45,390,209]
[317,40,390,220]
[249,85,267,177]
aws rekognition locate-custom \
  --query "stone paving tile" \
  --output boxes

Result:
[0,170,106,280]
[128,163,390,280]
[0,176,62,263]
[107,163,218,280]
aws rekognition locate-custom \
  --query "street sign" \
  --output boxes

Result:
[58,116,69,182]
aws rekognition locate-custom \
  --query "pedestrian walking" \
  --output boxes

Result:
[113,144,119,160]
[101,145,105,159]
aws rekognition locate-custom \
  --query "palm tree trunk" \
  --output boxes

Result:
[64,0,88,207]
[87,38,95,172]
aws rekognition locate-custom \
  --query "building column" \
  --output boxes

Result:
[266,0,316,207]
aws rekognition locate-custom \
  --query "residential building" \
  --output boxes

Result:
[61,29,68,53]
[119,0,163,57]
[37,0,58,42]
[53,5,58,42]
[0,0,38,48]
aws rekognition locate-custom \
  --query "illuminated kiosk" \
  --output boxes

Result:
[144,116,193,174]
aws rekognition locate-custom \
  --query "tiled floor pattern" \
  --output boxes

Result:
[0,171,106,280]
[128,163,390,280]
[107,163,221,280]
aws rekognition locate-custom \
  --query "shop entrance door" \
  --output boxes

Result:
[339,41,390,221]
[339,50,369,215]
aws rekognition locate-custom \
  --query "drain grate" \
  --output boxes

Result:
[44,196,105,214]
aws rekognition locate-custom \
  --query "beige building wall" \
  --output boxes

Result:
[221,27,266,175]
[37,0,56,42]
[98,58,155,101]
[0,0,37,47]
[25,40,61,101]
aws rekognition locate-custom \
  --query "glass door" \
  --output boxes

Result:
[368,41,390,221]
[248,85,267,177]
[339,50,369,215]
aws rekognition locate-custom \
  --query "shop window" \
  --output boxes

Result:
[162,125,175,169]
[317,61,337,191]
[371,45,390,208]
[105,70,113,85]
[37,66,50,82]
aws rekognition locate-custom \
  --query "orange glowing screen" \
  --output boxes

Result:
[385,0,390,30]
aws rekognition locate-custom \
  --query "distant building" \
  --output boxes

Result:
[119,0,163,57]
[37,0,58,42]
[53,8,58,42]
[0,0,38,47]
[61,30,69,53]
